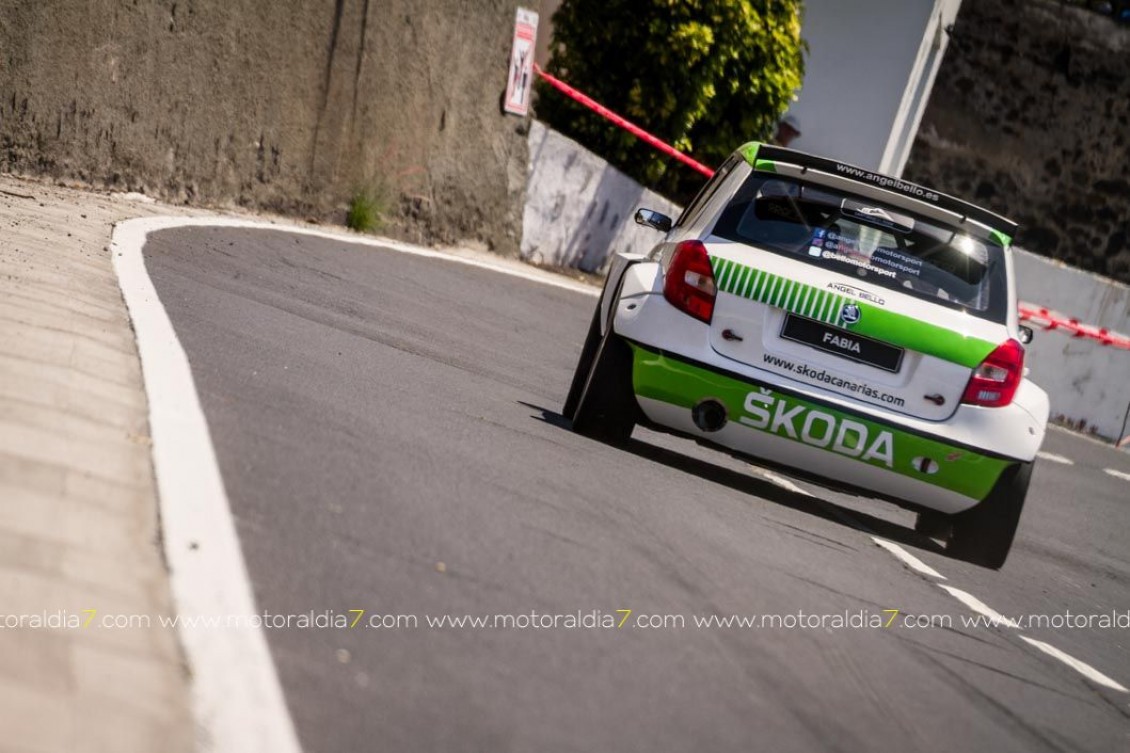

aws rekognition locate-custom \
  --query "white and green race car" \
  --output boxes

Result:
[563,143,1049,569]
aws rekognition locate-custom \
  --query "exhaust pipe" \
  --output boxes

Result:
[691,399,728,433]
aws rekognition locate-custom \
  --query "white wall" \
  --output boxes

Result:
[1013,249,1130,442]
[789,0,960,176]
[521,121,681,272]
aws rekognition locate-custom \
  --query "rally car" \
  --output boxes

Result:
[563,143,1049,569]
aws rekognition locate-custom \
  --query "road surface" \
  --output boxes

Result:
[143,226,1130,752]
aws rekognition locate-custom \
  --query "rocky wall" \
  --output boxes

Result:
[0,1,536,253]
[903,0,1130,283]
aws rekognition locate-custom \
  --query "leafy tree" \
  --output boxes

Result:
[537,0,806,201]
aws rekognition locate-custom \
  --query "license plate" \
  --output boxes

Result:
[780,314,904,373]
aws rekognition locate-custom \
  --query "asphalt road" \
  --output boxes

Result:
[144,227,1130,753]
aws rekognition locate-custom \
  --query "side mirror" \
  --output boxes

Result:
[1018,325,1034,345]
[635,208,673,233]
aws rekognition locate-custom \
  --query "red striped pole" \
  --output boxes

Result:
[533,64,715,178]
[1019,303,1130,349]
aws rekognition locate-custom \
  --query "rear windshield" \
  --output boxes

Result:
[710,175,1008,322]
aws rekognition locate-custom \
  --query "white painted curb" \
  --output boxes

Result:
[113,217,304,753]
[111,216,597,752]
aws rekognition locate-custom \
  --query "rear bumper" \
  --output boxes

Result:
[628,343,1016,513]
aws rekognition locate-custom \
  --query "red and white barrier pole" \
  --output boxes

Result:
[1019,303,1130,350]
[533,64,715,178]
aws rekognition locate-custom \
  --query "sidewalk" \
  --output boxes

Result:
[0,177,199,752]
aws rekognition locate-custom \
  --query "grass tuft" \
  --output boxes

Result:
[346,187,385,233]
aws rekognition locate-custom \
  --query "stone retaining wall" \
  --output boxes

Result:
[903,0,1130,283]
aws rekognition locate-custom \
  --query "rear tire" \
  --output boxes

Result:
[562,305,603,421]
[570,329,637,444]
[947,460,1034,569]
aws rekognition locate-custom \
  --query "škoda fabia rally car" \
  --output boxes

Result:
[563,144,1049,569]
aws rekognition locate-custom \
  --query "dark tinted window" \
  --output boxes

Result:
[711,175,1007,321]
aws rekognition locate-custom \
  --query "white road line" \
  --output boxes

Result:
[113,218,307,753]
[937,585,1020,629]
[871,538,946,579]
[752,466,876,535]
[756,469,814,496]
[1019,636,1129,692]
[746,427,1130,696]
[1104,468,1130,482]
[1036,451,1074,465]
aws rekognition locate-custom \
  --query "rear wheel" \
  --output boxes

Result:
[562,306,602,421]
[570,328,637,444]
[947,460,1033,569]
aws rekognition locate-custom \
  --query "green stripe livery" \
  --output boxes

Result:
[630,344,1012,501]
[709,256,996,368]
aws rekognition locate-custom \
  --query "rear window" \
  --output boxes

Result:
[710,175,1008,322]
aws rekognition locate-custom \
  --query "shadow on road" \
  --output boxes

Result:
[520,401,948,559]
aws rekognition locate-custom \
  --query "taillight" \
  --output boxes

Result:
[961,339,1024,407]
[663,240,716,323]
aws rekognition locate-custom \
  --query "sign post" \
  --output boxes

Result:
[503,8,539,116]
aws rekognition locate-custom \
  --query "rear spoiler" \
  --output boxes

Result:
[740,143,1019,243]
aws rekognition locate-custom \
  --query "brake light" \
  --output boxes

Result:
[663,240,716,323]
[961,339,1024,407]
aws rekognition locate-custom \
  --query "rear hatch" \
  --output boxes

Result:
[702,175,1010,421]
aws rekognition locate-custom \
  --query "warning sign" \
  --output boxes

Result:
[503,8,539,116]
